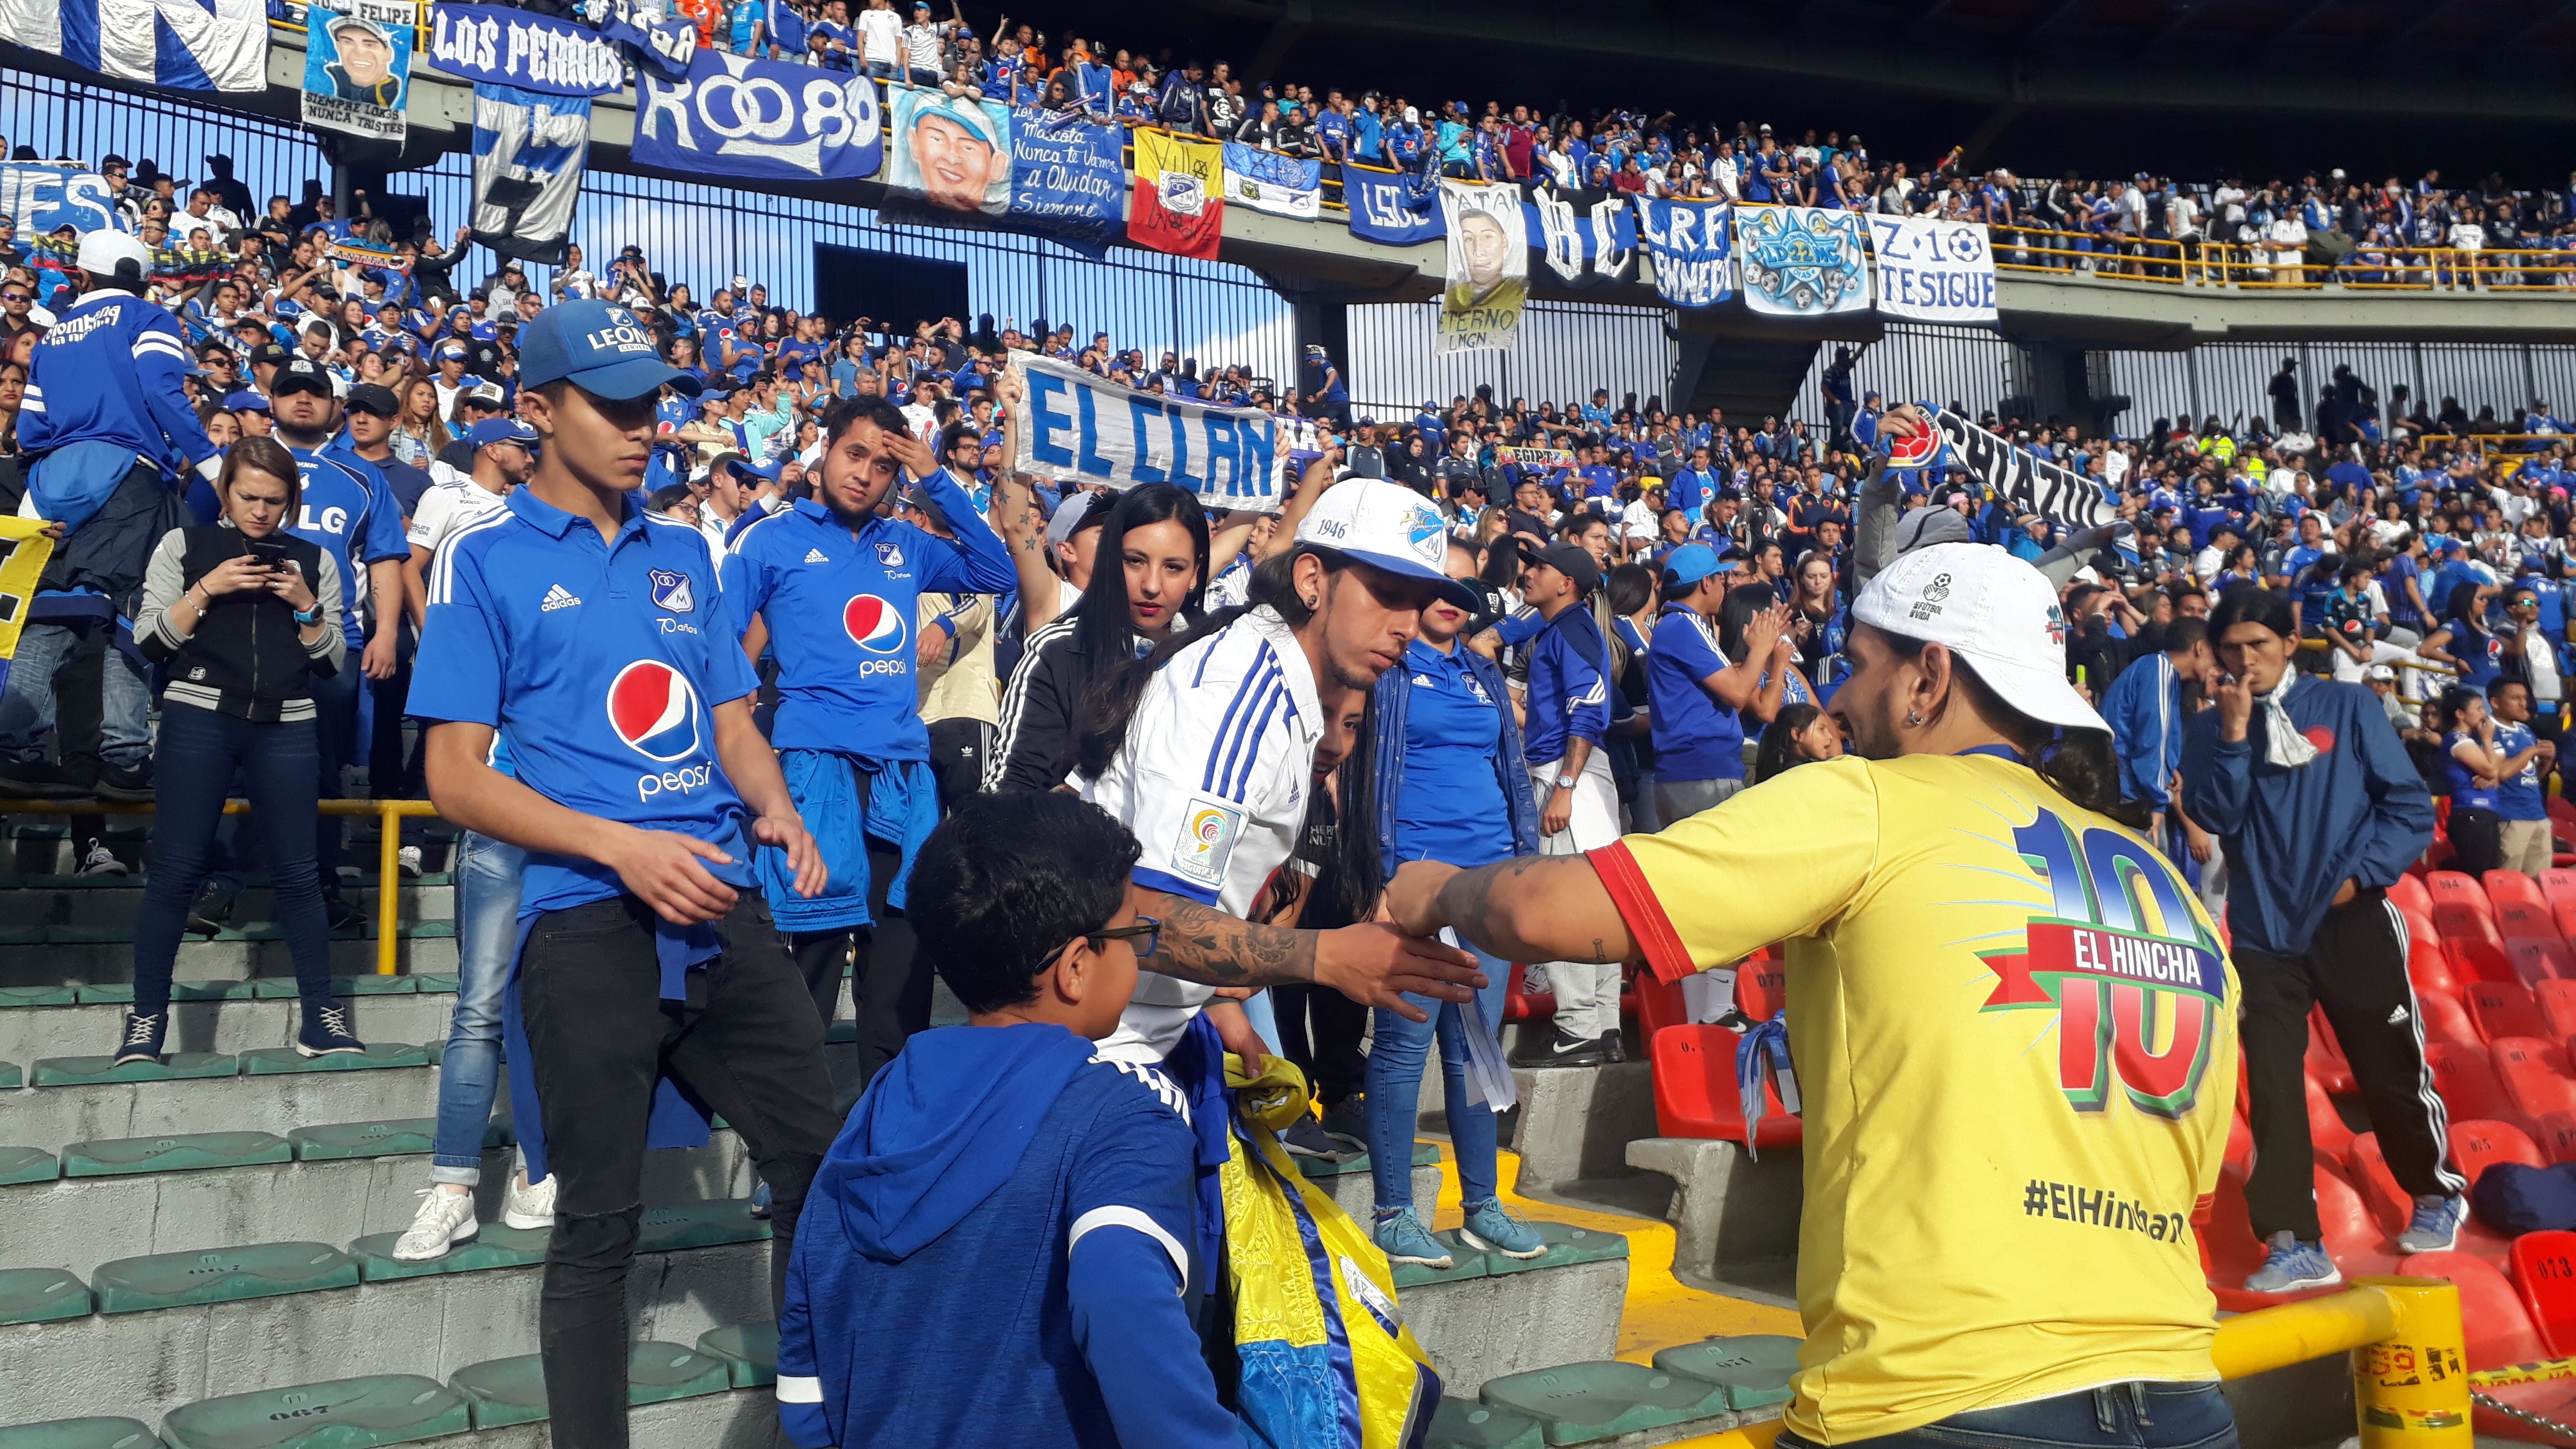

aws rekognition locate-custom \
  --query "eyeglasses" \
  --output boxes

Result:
[1038,915,1161,970]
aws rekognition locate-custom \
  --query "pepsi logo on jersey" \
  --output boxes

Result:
[844,595,910,678]
[607,659,714,801]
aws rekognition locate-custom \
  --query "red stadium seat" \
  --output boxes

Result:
[2541,867,2576,911]
[2452,1118,2549,1186]
[2509,936,2576,989]
[2430,869,2495,921]
[2467,980,2553,1043]
[2204,1158,2395,1309]
[2490,871,2552,911]
[2401,1252,2549,1368]
[2509,1230,2576,1357]
[2446,932,2516,988]
[2316,1158,2397,1279]
[2539,980,2576,1039]
[2554,900,2576,949]
[2434,899,2502,949]
[2550,795,2576,839]
[1735,950,1785,1024]
[2427,1042,2524,1128]
[2532,1110,2576,1164]
[2417,986,2481,1050]
[1632,970,1687,1051]
[2419,834,2455,877]
[2308,1009,2356,1095]
[2347,1133,2411,1234]
[2491,1037,2576,1124]
[2225,1111,2253,1178]
[2498,899,2564,944]
[1503,962,1554,1023]
[2388,872,2436,917]
[1649,1023,1802,1149]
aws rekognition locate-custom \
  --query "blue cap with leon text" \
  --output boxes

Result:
[517,300,701,401]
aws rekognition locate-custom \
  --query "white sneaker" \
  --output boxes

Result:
[502,1173,557,1230]
[391,1188,478,1261]
[397,845,423,879]
[77,837,125,876]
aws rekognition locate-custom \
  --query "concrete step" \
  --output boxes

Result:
[1624,1136,1802,1300]
[0,988,457,1064]
[1505,1060,1659,1193]
[0,924,459,987]
[0,879,456,930]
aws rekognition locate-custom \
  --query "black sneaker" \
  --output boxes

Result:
[1510,1028,1616,1070]
[0,756,90,801]
[113,1011,165,1066]
[187,882,238,937]
[323,894,366,933]
[296,1004,366,1057]
[91,761,154,802]
[1319,1095,1368,1151]
[1604,1028,1626,1064]
[1279,1115,1346,1160]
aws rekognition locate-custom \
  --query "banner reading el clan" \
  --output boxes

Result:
[1436,180,1526,354]
[1013,354,1281,507]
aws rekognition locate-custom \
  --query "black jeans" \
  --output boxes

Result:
[519,894,837,1449]
[786,766,922,1092]
[1778,1382,2234,1449]
[2237,888,2465,1242]
[1272,983,1368,1107]
[133,702,333,1018]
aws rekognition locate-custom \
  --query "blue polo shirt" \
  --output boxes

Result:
[2444,730,2500,812]
[1646,603,1744,782]
[1523,605,1610,766]
[285,443,409,626]
[723,473,1016,762]
[1388,639,1515,869]
[409,487,761,925]
[2497,720,2547,821]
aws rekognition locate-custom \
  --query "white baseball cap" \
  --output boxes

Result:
[1851,542,2107,734]
[1293,479,1477,610]
[75,228,152,278]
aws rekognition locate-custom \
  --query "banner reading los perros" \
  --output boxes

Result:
[1436,180,1526,354]
[302,0,415,142]
[1012,355,1282,507]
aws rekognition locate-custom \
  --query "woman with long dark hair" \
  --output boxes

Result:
[2419,577,2502,689]
[1753,700,1845,783]
[988,482,1209,794]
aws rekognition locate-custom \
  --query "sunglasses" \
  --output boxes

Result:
[1038,915,1161,970]
[0,293,26,304]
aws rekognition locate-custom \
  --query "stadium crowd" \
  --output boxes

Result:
[2,113,2565,1447]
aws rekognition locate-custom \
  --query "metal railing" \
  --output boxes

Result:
[1674,1279,2472,1449]
[1991,222,2576,293]
[0,797,438,976]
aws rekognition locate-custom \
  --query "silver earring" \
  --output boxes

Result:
[1906,710,1923,725]
[1302,595,1319,608]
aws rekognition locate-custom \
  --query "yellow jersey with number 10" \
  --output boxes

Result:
[1589,751,2237,1445]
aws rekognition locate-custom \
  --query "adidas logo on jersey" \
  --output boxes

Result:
[804,549,830,564]
[541,584,582,612]
[1090,1054,1191,1126]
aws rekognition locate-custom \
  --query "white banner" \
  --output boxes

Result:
[1,0,268,92]
[1870,215,1998,323]
[1737,205,1870,317]
[1012,354,1282,507]
[1437,180,1526,355]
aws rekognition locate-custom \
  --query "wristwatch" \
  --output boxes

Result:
[1554,773,1579,791]
[293,604,322,625]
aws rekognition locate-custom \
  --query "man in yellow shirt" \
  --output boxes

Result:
[1388,543,2239,1448]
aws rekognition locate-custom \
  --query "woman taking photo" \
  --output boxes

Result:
[115,437,360,1064]
[1788,550,1846,684]
[1360,537,1545,1267]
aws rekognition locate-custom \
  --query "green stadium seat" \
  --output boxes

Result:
[31,1052,235,1087]
[158,1374,470,1448]
[62,1131,292,1178]
[1297,1141,1443,1181]
[0,928,48,949]
[1479,1361,1734,1445]
[411,975,459,995]
[240,1043,431,1075]
[250,975,418,999]
[90,1242,358,1313]
[0,1267,92,1325]
[0,1060,18,1091]
[0,985,77,1008]
[449,1343,732,1428]
[70,984,134,1005]
[1391,1232,1491,1290]
[349,1223,549,1283]
[696,1322,781,1388]
[288,1120,437,1160]
[1427,1398,1547,1449]
[0,1417,157,1448]
[1483,1221,1629,1278]
[0,1145,59,1184]
[1648,1334,1802,1410]
[635,1199,772,1252]
[171,980,258,1003]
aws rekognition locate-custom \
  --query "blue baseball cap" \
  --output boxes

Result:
[1659,542,1735,588]
[222,390,270,413]
[517,300,701,401]
[467,417,539,449]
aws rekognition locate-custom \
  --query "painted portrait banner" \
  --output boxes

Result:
[1437,180,1526,355]
[302,0,415,142]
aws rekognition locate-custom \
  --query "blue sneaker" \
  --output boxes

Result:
[2243,1231,2341,1294]
[2398,1194,2465,1254]
[1459,1199,1547,1261]
[751,1180,773,1221]
[1373,1209,1451,1270]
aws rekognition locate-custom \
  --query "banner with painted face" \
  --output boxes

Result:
[0,163,125,236]
[1012,354,1282,507]
[1525,184,1635,287]
[635,47,883,184]
[881,86,1013,215]
[1868,215,1998,323]
[1737,205,1870,317]
[1345,163,1438,246]
[1437,180,1526,355]
[301,0,414,143]
[427,2,624,96]
[1639,198,1734,308]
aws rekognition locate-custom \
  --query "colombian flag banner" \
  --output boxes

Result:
[1130,128,1223,261]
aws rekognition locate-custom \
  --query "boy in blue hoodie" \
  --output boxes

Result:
[778,792,1239,1449]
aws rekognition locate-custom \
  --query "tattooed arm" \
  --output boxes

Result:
[1381,857,1637,967]
[990,364,1072,634]
[1129,884,1486,1022]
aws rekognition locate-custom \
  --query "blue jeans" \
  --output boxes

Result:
[205,650,363,895]
[430,829,525,1184]
[132,703,332,1017]
[1364,942,1511,1216]
[1777,1383,2235,1449]
[0,620,151,768]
